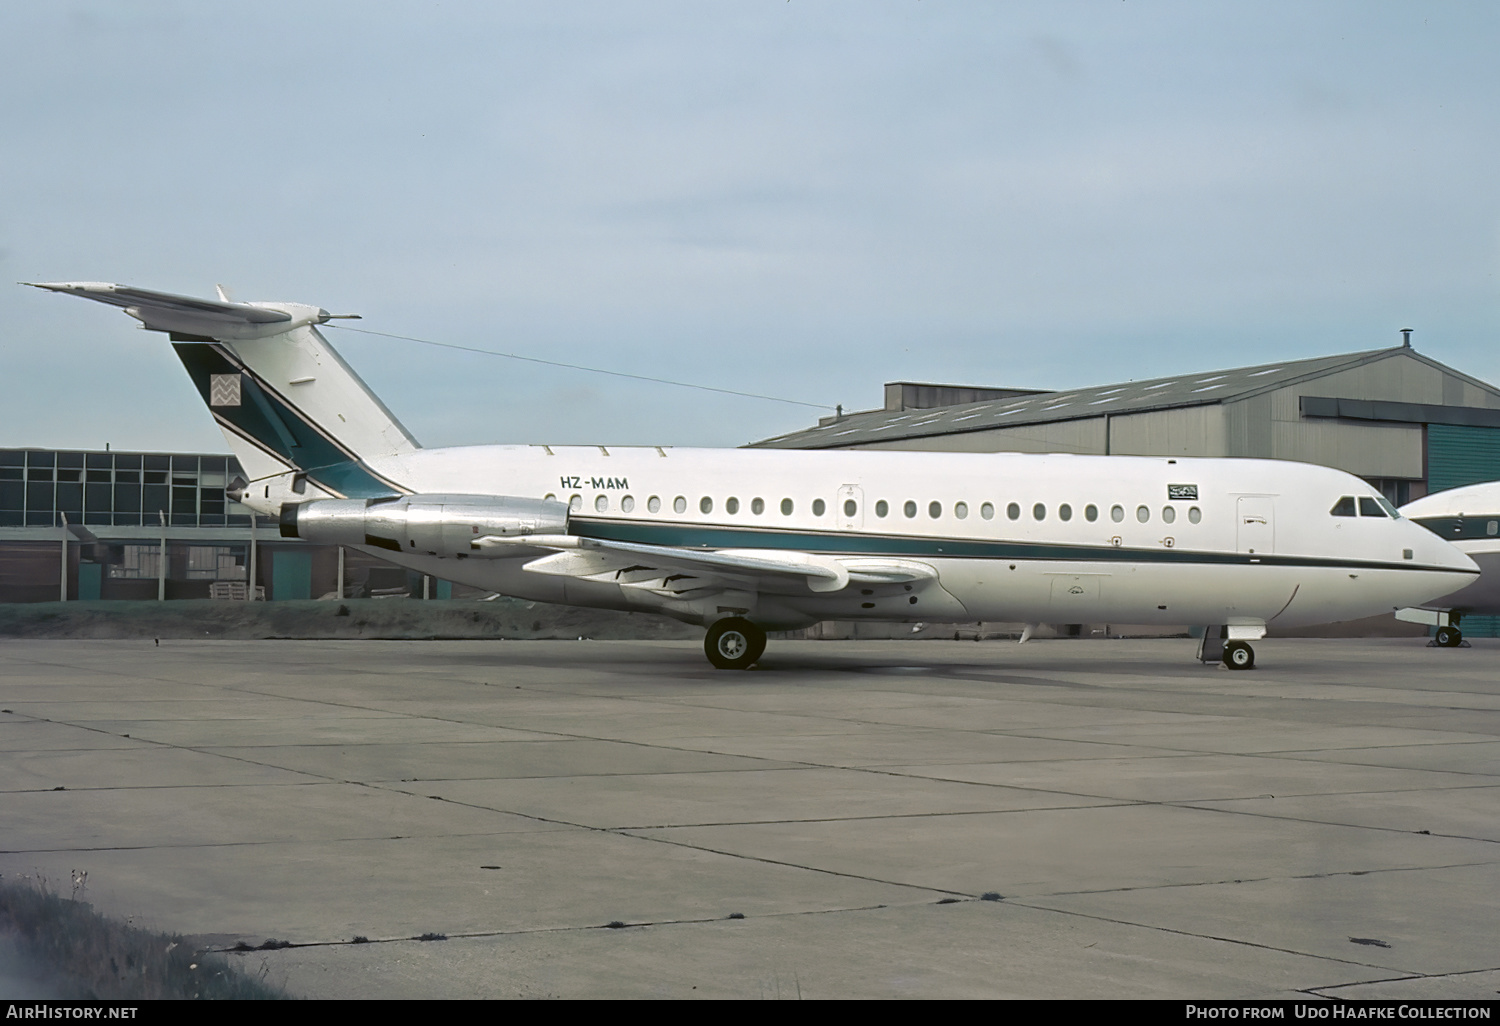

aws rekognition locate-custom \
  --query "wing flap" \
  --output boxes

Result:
[493,535,937,595]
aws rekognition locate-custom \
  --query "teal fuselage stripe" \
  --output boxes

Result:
[569,517,1465,575]
[172,342,404,500]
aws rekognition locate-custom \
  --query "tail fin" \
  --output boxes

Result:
[25,282,417,501]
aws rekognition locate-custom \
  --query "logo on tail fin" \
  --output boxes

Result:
[210,374,242,407]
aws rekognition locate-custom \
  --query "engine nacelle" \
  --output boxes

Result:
[280,493,569,557]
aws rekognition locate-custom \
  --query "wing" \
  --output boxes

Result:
[477,534,935,598]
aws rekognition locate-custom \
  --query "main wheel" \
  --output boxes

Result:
[1223,641,1255,670]
[705,618,766,670]
[1435,625,1463,648]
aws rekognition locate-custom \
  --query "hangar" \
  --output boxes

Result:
[751,342,1500,510]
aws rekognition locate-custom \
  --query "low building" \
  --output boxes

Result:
[0,447,450,604]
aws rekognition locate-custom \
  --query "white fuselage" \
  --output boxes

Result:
[251,445,1478,630]
[1400,482,1500,615]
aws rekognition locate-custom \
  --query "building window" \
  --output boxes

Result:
[109,544,161,580]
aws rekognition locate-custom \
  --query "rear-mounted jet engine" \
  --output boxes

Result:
[281,494,570,557]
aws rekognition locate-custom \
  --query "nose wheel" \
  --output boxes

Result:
[1434,625,1463,648]
[705,618,767,670]
[1223,641,1256,670]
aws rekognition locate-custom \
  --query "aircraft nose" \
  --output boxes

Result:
[1423,532,1479,574]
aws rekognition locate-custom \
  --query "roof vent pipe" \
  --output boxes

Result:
[1400,328,1413,348]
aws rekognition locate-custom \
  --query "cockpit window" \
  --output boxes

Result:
[1359,496,1388,518]
[1330,496,1356,517]
[1376,495,1401,518]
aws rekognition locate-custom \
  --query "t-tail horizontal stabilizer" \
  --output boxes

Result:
[25,281,418,505]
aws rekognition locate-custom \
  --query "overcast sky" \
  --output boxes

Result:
[3,1,1498,453]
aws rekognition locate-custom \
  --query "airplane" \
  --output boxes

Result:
[25,281,1480,671]
[1395,481,1500,646]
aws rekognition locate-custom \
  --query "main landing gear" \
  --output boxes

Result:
[705,617,767,670]
[1197,627,1259,670]
[1223,641,1256,671]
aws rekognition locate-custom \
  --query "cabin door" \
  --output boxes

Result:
[837,485,864,530]
[1236,497,1275,555]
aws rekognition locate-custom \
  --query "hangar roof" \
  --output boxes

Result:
[750,346,1483,450]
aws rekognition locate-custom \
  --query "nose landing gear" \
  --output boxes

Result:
[705,617,767,670]
[1434,625,1464,648]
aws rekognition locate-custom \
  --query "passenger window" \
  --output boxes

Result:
[1111,505,1124,523]
[621,495,635,513]
[1359,497,1386,518]
[1007,502,1020,520]
[980,502,994,520]
[875,500,889,518]
[929,501,942,519]
[1489,521,1498,536]
[1032,503,1046,521]
[1162,506,1175,524]
[544,493,556,502]
[1136,505,1150,523]
[648,496,661,513]
[700,497,713,514]
[1188,506,1201,524]
[844,499,857,517]
[812,498,826,516]
[726,497,739,514]
[1059,504,1072,522]
[1084,504,1097,522]
[674,496,687,514]
[1330,497,1356,517]
[781,498,793,515]
[751,497,764,515]
[954,501,968,519]
[904,500,917,518]
[569,495,582,513]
